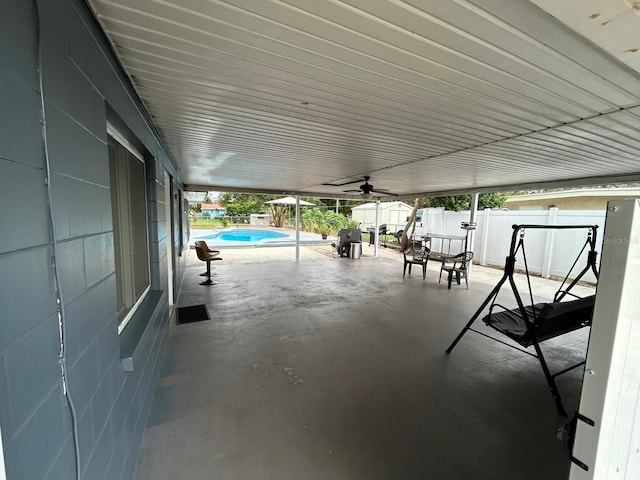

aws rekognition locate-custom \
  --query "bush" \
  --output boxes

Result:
[300,208,350,235]
[346,219,359,229]
[300,208,325,232]
[323,211,347,231]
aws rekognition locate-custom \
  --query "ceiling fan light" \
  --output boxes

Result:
[360,192,371,200]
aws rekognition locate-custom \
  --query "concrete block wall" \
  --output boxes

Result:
[0,1,185,479]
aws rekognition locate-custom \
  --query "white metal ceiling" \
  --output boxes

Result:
[87,0,640,198]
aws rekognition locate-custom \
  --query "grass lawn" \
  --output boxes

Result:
[362,232,401,250]
[189,218,241,229]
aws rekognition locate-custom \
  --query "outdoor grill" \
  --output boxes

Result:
[367,224,388,246]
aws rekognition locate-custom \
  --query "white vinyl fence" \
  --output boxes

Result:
[424,208,605,284]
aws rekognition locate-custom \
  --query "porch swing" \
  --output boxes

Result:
[445,224,599,416]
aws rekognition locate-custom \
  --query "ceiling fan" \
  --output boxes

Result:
[343,176,397,199]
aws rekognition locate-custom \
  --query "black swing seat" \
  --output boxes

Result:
[447,224,600,416]
[483,295,596,348]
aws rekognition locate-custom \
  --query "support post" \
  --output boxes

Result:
[374,199,380,257]
[480,208,491,266]
[295,195,300,262]
[468,193,479,278]
[542,207,558,278]
[570,200,640,479]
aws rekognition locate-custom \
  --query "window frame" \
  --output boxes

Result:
[107,125,151,334]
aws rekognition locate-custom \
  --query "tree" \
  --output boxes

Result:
[300,207,351,235]
[479,192,509,209]
[400,198,421,251]
[217,193,277,216]
[428,193,509,211]
[268,204,288,228]
[324,198,361,217]
[428,195,471,212]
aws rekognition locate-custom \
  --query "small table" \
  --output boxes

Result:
[421,233,466,258]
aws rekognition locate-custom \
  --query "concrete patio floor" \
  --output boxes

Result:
[133,243,595,480]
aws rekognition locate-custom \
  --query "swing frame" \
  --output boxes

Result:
[445,224,599,416]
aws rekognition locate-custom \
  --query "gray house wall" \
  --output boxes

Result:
[0,1,186,479]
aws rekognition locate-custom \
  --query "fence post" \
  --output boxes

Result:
[541,207,558,278]
[480,208,491,266]
[440,209,445,252]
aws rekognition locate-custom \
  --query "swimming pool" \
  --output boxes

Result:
[191,227,323,247]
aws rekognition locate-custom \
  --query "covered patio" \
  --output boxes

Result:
[134,247,593,479]
[3,1,640,479]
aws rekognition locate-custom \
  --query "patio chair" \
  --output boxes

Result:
[403,243,430,279]
[194,240,220,254]
[194,244,222,285]
[439,251,474,289]
[194,240,220,277]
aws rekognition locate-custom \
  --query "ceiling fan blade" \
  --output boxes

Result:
[324,177,366,187]
[372,189,399,196]
[341,176,397,196]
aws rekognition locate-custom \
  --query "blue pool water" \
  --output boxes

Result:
[191,227,324,247]
[203,228,288,242]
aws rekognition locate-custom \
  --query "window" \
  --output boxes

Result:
[108,133,150,331]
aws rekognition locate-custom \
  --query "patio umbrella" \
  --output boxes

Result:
[265,196,314,206]
[265,196,314,227]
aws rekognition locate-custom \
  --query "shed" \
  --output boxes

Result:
[351,201,413,230]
